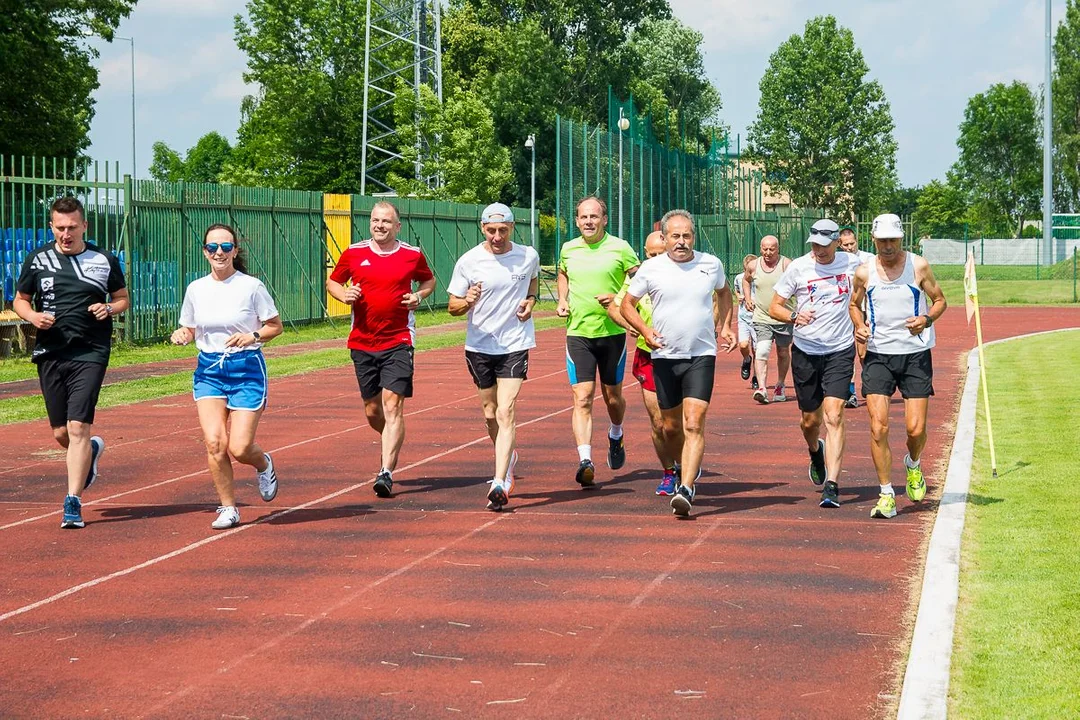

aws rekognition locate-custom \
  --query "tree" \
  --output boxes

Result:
[1053,0,1080,212]
[624,18,725,149]
[914,179,967,238]
[0,0,137,160]
[746,15,897,219]
[149,132,234,183]
[388,85,513,204]
[952,82,1041,238]
[883,185,921,218]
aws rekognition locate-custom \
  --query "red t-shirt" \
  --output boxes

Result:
[329,240,435,352]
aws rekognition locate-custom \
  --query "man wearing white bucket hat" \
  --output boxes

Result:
[768,218,861,509]
[849,213,947,519]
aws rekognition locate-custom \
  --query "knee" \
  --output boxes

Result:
[228,438,255,460]
[799,414,819,434]
[52,426,69,446]
[870,418,890,443]
[495,405,515,428]
[823,409,844,430]
[66,421,91,442]
[203,434,229,460]
[683,419,705,437]
[907,418,926,439]
[573,393,593,411]
[754,342,772,361]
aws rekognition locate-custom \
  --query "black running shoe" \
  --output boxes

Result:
[373,470,393,498]
[820,480,840,508]
[845,393,858,409]
[575,459,596,487]
[740,357,752,380]
[607,435,626,470]
[808,439,826,486]
[751,376,759,390]
[670,484,695,517]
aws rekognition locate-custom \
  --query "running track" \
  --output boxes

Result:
[1,306,1077,718]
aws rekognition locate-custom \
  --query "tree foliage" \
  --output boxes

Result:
[149,132,233,183]
[0,0,137,160]
[952,81,1041,238]
[1053,0,1080,212]
[914,179,967,238]
[388,84,513,203]
[746,15,897,219]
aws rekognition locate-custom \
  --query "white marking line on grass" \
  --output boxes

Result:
[0,367,569,531]
[0,397,578,623]
[897,328,1079,720]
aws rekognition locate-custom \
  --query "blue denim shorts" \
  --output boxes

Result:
[193,350,268,411]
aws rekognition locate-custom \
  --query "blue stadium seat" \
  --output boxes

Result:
[14,250,26,266]
[1,234,11,252]
[3,250,11,264]
[13,228,25,246]
[35,228,46,245]
[46,228,54,243]
[1,228,11,245]
[3,274,13,302]
[117,250,126,274]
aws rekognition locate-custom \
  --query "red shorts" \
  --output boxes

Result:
[632,347,655,392]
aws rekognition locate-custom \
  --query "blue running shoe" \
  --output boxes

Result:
[655,469,677,496]
[84,436,104,491]
[61,495,84,529]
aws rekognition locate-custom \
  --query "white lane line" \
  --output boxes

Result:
[0,367,569,531]
[0,393,579,622]
[897,327,1079,720]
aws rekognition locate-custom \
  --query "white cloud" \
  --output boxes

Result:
[94,32,246,97]
[670,0,797,53]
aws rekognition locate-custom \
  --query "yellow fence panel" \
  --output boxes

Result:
[324,193,353,318]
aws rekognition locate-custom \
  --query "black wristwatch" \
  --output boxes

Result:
[789,310,798,322]
[923,314,933,328]
[526,294,537,301]
[252,330,261,341]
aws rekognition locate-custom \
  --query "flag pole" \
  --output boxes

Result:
[964,248,998,477]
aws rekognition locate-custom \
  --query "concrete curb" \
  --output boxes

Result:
[897,327,1080,719]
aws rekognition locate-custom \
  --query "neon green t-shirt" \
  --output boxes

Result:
[558,233,639,338]
[613,275,652,352]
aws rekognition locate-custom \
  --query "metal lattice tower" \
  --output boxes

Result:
[360,0,442,195]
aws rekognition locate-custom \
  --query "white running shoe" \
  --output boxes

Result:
[84,436,105,490]
[212,506,240,529]
[257,452,278,502]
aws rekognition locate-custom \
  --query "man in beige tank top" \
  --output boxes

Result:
[742,235,793,403]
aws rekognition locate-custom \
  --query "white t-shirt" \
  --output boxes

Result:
[866,252,936,354]
[179,272,279,354]
[447,243,540,354]
[734,271,753,322]
[858,250,876,265]
[774,252,861,355]
[627,251,726,359]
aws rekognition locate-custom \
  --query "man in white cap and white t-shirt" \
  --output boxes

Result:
[849,213,947,519]
[768,218,861,509]
[447,202,540,511]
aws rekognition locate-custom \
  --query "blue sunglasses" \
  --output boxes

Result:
[204,242,235,254]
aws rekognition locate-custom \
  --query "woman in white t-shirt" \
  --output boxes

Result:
[170,224,284,529]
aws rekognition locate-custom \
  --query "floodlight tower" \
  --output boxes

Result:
[361,0,443,195]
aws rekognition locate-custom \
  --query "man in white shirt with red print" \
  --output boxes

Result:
[448,203,539,511]
[327,201,436,498]
[769,218,861,509]
[621,209,735,518]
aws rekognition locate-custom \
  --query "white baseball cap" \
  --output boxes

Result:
[871,213,904,239]
[806,218,840,245]
[481,203,514,224]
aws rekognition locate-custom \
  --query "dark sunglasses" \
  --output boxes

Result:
[809,228,839,240]
[204,242,235,254]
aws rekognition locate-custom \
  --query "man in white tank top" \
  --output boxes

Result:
[849,213,947,520]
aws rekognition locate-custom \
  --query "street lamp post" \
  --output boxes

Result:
[524,134,536,248]
[617,108,630,240]
[114,35,137,179]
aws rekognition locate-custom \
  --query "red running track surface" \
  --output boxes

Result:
[1,306,1077,718]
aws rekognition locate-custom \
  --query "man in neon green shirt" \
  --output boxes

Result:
[607,231,678,495]
[557,196,640,486]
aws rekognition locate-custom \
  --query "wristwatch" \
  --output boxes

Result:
[789,310,798,322]
[526,294,538,301]
[105,304,113,315]
[923,314,934,328]
[252,330,261,341]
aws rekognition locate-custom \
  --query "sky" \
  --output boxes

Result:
[86,0,1064,188]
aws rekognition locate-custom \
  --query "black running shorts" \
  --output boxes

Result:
[351,344,414,400]
[791,344,856,412]
[465,349,529,389]
[565,334,627,387]
[652,355,716,410]
[862,349,934,399]
[37,358,108,427]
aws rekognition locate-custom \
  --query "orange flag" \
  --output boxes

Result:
[963,247,978,324]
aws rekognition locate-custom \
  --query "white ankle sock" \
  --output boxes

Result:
[577,445,591,462]
[608,424,623,440]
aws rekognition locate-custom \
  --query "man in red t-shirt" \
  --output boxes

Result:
[327,201,436,497]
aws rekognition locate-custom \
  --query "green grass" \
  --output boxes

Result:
[937,279,1078,306]
[0,302,556,384]
[950,330,1080,719]
[0,313,567,425]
